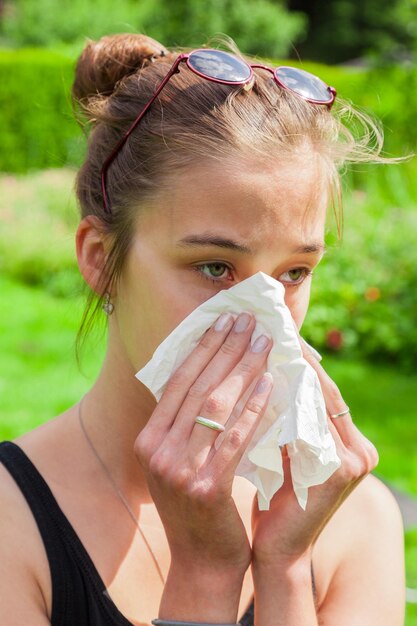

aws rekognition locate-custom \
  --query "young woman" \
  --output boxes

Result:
[0,34,405,626]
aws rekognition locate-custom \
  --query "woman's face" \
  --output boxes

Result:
[113,156,329,371]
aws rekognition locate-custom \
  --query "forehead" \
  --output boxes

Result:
[142,155,330,248]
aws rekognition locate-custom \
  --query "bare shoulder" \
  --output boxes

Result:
[0,457,51,624]
[313,474,405,625]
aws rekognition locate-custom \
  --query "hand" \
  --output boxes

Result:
[134,312,274,573]
[251,339,379,567]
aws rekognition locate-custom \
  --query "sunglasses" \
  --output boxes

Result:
[101,48,336,213]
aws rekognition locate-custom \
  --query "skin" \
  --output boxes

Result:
[0,155,405,625]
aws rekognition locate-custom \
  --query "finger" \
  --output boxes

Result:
[187,333,273,453]
[326,414,345,450]
[208,372,274,479]
[164,312,258,439]
[326,422,379,495]
[146,311,236,434]
[298,336,355,444]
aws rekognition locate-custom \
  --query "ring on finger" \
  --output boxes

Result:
[195,416,225,432]
[329,406,350,419]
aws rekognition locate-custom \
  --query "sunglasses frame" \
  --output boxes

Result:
[101,48,336,214]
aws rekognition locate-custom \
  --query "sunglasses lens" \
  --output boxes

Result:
[275,67,332,103]
[188,49,252,83]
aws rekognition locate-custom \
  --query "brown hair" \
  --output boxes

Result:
[72,33,385,351]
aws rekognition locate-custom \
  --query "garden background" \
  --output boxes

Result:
[0,0,416,622]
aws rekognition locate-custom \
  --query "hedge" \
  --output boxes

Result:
[0,49,85,171]
[1,48,417,172]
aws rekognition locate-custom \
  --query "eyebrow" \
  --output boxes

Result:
[176,234,252,254]
[176,234,326,255]
[293,243,327,255]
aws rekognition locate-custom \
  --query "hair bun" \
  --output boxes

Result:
[73,33,169,103]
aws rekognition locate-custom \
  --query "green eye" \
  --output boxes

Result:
[193,262,232,284]
[206,263,228,277]
[288,269,303,281]
[279,268,311,286]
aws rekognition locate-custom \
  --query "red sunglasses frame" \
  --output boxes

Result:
[100,49,336,214]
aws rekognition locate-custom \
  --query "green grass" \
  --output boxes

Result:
[406,528,417,623]
[0,276,104,438]
[0,169,80,296]
[324,357,417,496]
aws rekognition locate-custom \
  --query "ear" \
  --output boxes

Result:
[76,216,111,294]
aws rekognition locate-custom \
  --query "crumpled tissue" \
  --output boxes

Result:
[135,271,341,510]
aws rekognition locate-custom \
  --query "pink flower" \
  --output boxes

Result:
[326,328,344,351]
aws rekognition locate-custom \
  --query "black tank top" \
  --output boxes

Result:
[0,441,255,626]
[0,441,316,626]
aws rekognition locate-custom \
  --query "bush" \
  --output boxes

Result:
[0,0,152,48]
[0,169,82,297]
[0,49,85,171]
[0,0,306,59]
[286,61,417,154]
[303,173,417,370]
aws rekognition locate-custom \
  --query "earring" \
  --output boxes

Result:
[102,292,114,316]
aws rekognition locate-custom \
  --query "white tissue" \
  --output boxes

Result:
[135,272,341,510]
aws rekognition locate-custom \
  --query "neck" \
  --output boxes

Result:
[79,334,157,500]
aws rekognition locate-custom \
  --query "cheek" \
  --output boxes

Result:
[117,281,191,369]
[115,260,215,370]
[284,283,312,330]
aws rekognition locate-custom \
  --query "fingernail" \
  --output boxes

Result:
[214,312,233,332]
[251,334,270,353]
[255,372,273,394]
[234,312,251,333]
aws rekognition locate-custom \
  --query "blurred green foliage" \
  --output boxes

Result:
[303,168,417,371]
[288,0,417,63]
[0,0,306,58]
[1,0,415,64]
[149,0,306,57]
[0,169,81,295]
[0,0,153,48]
[0,49,83,171]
